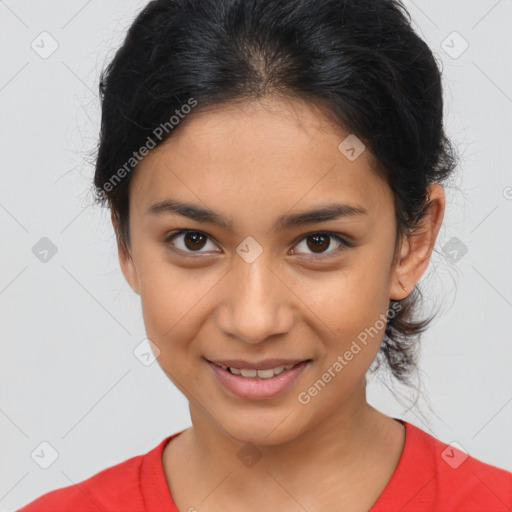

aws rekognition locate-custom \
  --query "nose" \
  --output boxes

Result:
[215,255,295,345]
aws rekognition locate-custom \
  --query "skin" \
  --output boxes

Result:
[115,95,445,511]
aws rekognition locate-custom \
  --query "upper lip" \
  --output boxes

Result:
[207,358,310,370]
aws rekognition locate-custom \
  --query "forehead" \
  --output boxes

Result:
[130,96,392,223]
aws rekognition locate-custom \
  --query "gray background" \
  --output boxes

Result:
[1,0,511,509]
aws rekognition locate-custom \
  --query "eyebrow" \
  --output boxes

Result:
[147,198,368,231]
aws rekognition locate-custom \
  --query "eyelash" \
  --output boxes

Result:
[162,230,353,259]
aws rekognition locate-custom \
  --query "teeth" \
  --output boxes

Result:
[226,363,298,379]
[256,368,275,379]
[240,368,258,378]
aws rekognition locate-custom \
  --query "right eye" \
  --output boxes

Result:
[163,230,221,256]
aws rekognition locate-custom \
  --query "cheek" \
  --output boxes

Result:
[293,260,392,389]
[295,271,390,411]
[297,259,391,340]
[136,255,216,353]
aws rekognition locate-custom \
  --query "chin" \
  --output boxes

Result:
[222,417,306,448]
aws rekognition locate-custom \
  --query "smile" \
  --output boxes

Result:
[214,362,298,379]
[206,359,312,400]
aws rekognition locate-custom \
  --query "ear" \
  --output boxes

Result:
[389,183,445,300]
[111,210,140,295]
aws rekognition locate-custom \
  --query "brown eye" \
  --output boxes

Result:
[182,231,207,251]
[306,234,331,253]
[164,230,218,254]
[292,232,349,258]
[163,230,352,259]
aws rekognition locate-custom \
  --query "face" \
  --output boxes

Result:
[117,95,441,445]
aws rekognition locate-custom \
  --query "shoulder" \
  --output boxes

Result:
[16,439,166,512]
[403,421,512,510]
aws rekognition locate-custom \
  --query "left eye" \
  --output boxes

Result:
[292,232,349,257]
[163,230,350,257]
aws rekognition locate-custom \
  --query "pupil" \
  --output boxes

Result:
[185,232,206,251]
[307,234,329,253]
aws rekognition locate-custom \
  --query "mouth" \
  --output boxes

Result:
[205,358,312,400]
[206,358,312,379]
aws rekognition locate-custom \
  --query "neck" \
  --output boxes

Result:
[177,380,396,495]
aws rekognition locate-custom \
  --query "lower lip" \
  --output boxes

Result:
[206,360,310,400]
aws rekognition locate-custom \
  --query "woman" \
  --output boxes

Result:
[19,0,512,510]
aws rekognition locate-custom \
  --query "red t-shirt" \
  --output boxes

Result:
[17,419,512,511]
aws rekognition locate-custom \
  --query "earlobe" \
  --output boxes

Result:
[389,237,413,300]
[389,184,445,300]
